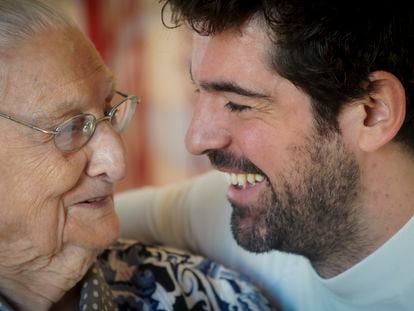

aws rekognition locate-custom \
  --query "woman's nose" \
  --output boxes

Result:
[85,121,127,182]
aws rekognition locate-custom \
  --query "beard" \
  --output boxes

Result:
[208,130,361,263]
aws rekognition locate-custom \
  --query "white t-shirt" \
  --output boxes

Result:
[115,170,414,311]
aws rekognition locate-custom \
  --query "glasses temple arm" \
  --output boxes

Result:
[0,112,57,134]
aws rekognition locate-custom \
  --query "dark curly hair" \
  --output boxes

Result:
[161,0,414,148]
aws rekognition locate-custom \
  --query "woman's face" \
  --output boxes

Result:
[0,27,126,289]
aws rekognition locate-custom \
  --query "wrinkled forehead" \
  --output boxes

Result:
[6,27,107,90]
[0,26,114,113]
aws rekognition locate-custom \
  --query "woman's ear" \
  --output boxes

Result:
[356,71,406,152]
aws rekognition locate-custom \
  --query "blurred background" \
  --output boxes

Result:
[56,0,210,192]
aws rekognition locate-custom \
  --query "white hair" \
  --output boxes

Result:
[0,0,75,49]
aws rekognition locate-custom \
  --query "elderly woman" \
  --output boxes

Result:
[0,0,273,310]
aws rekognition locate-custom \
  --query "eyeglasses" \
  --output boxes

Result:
[0,91,139,153]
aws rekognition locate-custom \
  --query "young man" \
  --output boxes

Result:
[154,0,414,310]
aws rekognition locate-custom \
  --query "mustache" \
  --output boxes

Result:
[207,150,265,176]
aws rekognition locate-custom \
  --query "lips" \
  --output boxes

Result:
[220,171,267,204]
[63,178,116,210]
[82,196,107,204]
[68,194,113,209]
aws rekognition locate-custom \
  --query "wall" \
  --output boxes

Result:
[57,0,210,192]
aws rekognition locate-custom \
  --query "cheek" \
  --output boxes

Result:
[235,121,313,184]
[0,183,66,258]
[0,151,85,235]
[235,124,288,172]
[28,151,86,195]
[0,154,86,257]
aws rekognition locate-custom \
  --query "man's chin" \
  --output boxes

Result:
[230,207,275,253]
[231,230,275,254]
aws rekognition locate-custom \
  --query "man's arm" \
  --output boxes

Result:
[115,170,302,307]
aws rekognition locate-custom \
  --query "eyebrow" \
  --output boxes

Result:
[189,66,270,100]
[201,80,271,99]
[36,78,117,124]
[32,100,82,126]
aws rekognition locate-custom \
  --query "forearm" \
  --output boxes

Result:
[115,171,231,253]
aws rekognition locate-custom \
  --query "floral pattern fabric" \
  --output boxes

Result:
[0,240,276,310]
[98,239,275,310]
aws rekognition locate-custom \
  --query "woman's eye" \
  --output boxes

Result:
[225,102,251,112]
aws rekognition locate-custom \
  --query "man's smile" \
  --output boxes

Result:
[221,171,266,204]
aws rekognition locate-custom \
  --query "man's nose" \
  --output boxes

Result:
[85,121,127,182]
[185,98,231,155]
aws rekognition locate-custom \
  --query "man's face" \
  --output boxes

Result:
[0,28,126,272]
[187,22,360,260]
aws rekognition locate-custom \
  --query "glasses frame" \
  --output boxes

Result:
[0,90,139,153]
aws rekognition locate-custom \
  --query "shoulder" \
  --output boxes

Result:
[98,239,277,310]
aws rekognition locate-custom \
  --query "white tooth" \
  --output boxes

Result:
[237,174,247,187]
[231,173,238,185]
[224,173,231,184]
[255,174,265,182]
[247,174,255,184]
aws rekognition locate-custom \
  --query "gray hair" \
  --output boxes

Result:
[0,0,75,49]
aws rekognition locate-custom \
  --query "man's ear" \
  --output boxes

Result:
[356,71,406,152]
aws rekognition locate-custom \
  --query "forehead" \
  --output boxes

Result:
[0,27,114,115]
[191,22,275,86]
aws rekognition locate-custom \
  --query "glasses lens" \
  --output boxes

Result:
[54,114,96,152]
[110,96,137,133]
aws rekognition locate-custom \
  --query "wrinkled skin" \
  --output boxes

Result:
[0,27,126,310]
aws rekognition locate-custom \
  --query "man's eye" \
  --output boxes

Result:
[225,102,251,112]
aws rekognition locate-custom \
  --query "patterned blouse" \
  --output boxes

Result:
[0,239,276,310]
